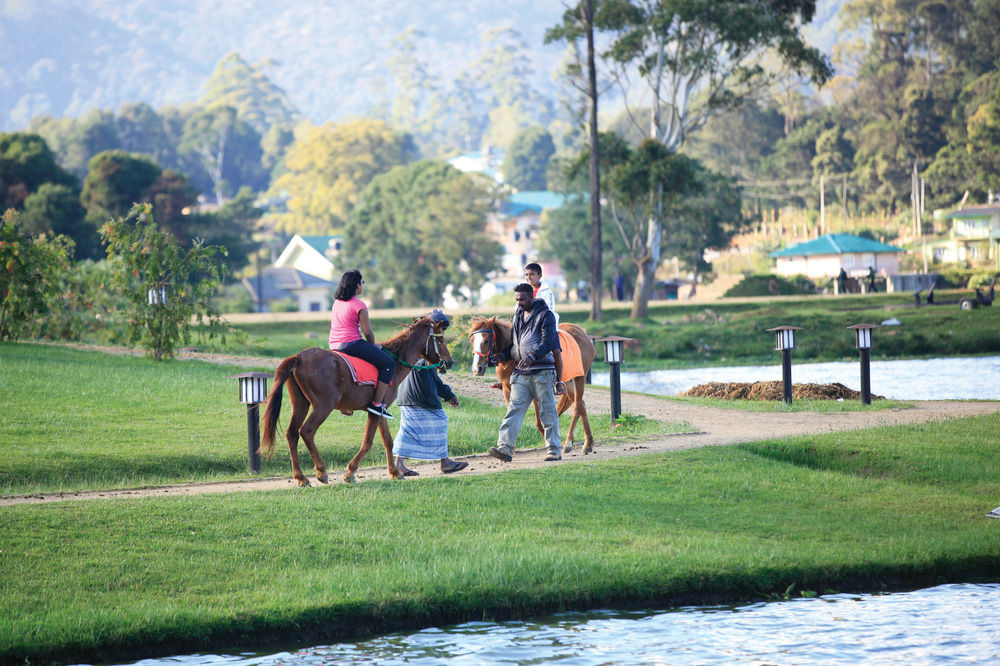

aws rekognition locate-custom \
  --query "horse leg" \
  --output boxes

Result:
[296,402,333,485]
[573,377,595,454]
[376,418,401,480]
[557,387,575,453]
[285,380,311,487]
[343,414,379,483]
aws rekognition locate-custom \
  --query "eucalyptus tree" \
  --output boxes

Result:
[591,0,830,317]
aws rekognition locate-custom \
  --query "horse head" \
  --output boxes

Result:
[413,315,454,373]
[469,316,501,376]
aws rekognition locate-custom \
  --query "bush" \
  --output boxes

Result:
[0,209,73,341]
[723,274,816,297]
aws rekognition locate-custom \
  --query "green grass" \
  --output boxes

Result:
[3,413,1000,664]
[0,343,684,495]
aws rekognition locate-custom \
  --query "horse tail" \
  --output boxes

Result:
[260,355,297,460]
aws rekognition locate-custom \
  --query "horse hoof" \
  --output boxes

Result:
[316,474,329,484]
[563,443,573,454]
[583,444,594,455]
[296,478,311,487]
[342,473,356,484]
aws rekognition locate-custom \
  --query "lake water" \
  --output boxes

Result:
[591,355,1000,400]
[114,583,1000,665]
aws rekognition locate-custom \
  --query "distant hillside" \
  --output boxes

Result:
[0,0,567,130]
[0,0,846,133]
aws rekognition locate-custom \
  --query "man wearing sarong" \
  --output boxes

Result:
[392,310,468,476]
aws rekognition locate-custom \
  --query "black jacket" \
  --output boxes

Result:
[501,298,561,375]
[396,360,455,409]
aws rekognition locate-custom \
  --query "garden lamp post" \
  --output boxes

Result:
[147,285,167,305]
[598,335,633,422]
[766,326,802,404]
[847,324,880,405]
[229,372,271,474]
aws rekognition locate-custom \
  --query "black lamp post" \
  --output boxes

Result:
[766,326,802,404]
[847,323,879,405]
[229,372,271,474]
[598,335,633,422]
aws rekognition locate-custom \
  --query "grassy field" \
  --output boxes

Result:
[190,291,1000,372]
[0,343,683,495]
[3,412,1000,664]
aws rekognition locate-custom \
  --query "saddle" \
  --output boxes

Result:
[558,329,585,382]
[331,350,378,385]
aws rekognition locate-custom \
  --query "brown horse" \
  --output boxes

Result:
[469,316,596,454]
[260,315,453,485]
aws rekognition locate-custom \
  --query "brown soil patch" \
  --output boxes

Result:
[682,381,883,401]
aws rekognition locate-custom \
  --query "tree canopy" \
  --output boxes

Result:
[339,160,503,307]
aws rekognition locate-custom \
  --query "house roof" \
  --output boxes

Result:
[242,268,333,302]
[500,190,567,217]
[944,204,1000,219]
[299,235,340,255]
[769,233,903,258]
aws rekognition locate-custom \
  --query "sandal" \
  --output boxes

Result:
[442,460,468,474]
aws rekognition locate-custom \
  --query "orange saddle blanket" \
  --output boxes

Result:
[331,350,378,385]
[558,329,585,382]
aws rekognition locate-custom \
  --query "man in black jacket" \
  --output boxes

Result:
[488,283,563,462]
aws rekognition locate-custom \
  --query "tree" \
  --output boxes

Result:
[179,105,266,205]
[80,150,162,226]
[340,160,503,307]
[271,119,409,235]
[504,125,556,190]
[593,0,831,316]
[200,52,300,136]
[0,209,73,342]
[99,203,228,361]
[600,137,703,305]
[114,102,178,171]
[185,186,261,274]
[28,109,121,178]
[547,0,605,320]
[667,167,746,294]
[20,183,94,259]
[0,132,77,209]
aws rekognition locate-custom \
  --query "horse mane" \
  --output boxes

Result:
[381,316,432,355]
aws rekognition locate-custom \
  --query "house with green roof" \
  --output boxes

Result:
[484,190,568,294]
[274,234,341,282]
[241,234,339,312]
[926,203,1000,269]
[769,233,904,280]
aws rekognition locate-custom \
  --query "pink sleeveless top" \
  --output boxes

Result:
[328,297,367,348]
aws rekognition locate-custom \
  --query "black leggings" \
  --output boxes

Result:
[337,339,396,384]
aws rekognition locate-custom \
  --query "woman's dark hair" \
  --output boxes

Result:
[335,270,363,301]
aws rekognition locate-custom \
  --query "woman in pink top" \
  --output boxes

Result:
[329,269,396,419]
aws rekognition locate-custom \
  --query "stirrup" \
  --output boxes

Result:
[555,381,567,396]
[366,402,393,420]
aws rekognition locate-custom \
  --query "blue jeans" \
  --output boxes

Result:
[496,369,560,456]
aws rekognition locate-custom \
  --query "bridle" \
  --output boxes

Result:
[471,326,497,367]
[387,320,448,370]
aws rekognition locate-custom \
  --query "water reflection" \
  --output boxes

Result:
[116,583,1000,665]
[592,356,1000,400]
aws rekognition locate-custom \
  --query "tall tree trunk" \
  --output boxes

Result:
[631,255,655,318]
[585,0,602,321]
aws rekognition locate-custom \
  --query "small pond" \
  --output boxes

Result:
[591,355,1000,400]
[111,582,1000,665]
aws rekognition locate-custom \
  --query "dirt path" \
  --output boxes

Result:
[7,346,1000,506]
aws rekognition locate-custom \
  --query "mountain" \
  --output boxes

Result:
[0,0,568,131]
[0,0,847,133]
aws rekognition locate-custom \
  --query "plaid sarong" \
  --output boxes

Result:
[392,406,449,460]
